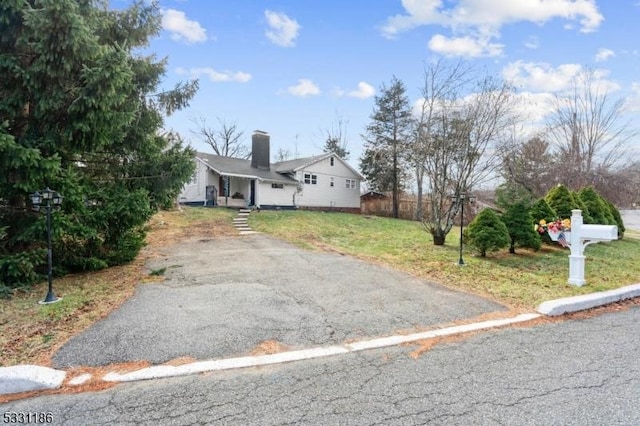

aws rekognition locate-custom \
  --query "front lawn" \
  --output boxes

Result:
[250,210,640,310]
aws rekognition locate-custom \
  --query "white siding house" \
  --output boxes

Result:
[178,131,362,211]
[275,155,362,209]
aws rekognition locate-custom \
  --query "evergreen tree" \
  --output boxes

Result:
[604,199,625,239]
[359,148,396,192]
[530,198,556,224]
[577,187,615,225]
[0,0,197,292]
[500,203,541,254]
[361,76,412,218]
[323,137,350,160]
[466,208,510,257]
[529,198,557,244]
[545,184,593,222]
[495,181,535,211]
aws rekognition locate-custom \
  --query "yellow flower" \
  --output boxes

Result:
[538,219,547,226]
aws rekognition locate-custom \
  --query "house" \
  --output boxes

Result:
[179,130,363,212]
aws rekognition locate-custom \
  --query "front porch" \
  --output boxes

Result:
[211,173,256,208]
[216,196,249,208]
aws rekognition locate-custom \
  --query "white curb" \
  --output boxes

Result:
[0,365,66,395]
[537,283,640,316]
[102,313,541,383]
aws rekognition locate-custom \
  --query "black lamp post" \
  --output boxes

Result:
[30,188,63,304]
[451,192,475,266]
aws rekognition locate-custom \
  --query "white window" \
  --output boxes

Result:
[189,170,198,185]
[345,178,356,189]
[330,177,334,187]
[330,157,334,166]
[304,173,317,185]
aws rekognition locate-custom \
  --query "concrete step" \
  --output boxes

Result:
[239,209,251,214]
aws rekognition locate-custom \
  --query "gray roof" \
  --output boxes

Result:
[196,151,364,182]
[274,153,364,178]
[273,154,331,173]
[195,152,297,184]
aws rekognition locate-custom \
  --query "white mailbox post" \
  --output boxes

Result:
[568,209,618,286]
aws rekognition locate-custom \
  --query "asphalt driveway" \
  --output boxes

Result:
[52,234,506,368]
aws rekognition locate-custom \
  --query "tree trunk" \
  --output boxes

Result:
[509,239,515,254]
[432,229,446,245]
[392,145,399,219]
[415,166,423,221]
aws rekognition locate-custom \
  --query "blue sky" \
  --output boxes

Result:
[117,1,640,164]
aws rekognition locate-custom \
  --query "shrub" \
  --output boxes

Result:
[500,202,542,254]
[0,249,46,297]
[577,187,615,225]
[545,184,590,221]
[604,199,625,239]
[530,198,556,245]
[466,208,510,257]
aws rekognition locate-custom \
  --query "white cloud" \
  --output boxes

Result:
[334,81,376,99]
[503,61,621,96]
[624,82,640,112]
[264,10,301,47]
[287,79,320,97]
[513,91,556,123]
[428,34,503,57]
[162,9,208,44]
[382,0,603,57]
[502,61,583,92]
[176,67,251,83]
[595,48,615,62]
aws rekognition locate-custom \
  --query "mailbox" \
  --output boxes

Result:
[580,224,618,242]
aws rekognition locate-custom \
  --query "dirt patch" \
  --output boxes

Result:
[250,340,291,356]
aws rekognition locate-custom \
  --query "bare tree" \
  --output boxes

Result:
[545,68,637,189]
[274,147,291,162]
[412,58,473,221]
[320,112,350,160]
[191,116,249,158]
[415,67,517,245]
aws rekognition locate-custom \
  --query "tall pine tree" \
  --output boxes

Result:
[0,0,198,291]
[360,76,412,218]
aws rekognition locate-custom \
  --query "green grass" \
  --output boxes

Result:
[250,210,640,309]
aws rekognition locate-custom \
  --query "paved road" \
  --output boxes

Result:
[621,210,640,231]
[4,305,639,425]
[52,235,505,368]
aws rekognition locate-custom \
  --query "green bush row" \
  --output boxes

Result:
[466,184,624,257]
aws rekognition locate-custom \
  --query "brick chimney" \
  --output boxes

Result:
[251,130,270,170]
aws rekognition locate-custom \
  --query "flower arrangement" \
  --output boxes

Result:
[536,218,571,234]
[536,218,571,246]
